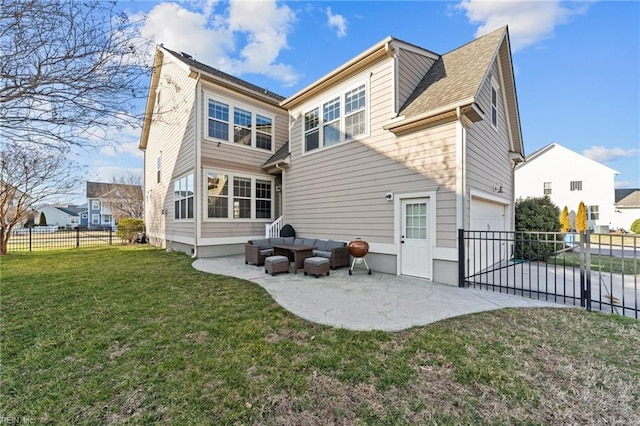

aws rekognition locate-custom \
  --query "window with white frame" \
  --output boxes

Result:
[156,153,162,183]
[92,214,100,224]
[207,97,273,151]
[206,171,273,220]
[588,205,599,220]
[174,173,194,219]
[91,200,100,210]
[103,214,112,224]
[303,82,367,153]
[570,180,583,191]
[490,84,498,128]
[543,182,552,195]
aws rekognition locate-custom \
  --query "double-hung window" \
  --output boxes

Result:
[588,205,599,220]
[543,182,552,195]
[206,172,273,220]
[570,181,583,191]
[174,174,194,220]
[344,84,366,139]
[303,82,367,153]
[304,108,320,152]
[207,97,273,151]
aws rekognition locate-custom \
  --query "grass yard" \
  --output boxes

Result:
[2,247,639,424]
[547,252,639,275]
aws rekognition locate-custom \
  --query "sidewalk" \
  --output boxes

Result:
[193,255,566,332]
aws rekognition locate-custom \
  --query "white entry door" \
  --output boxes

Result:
[401,198,432,279]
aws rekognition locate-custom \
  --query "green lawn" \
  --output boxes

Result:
[2,247,639,424]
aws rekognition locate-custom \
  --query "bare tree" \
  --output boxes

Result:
[105,172,144,221]
[0,143,80,254]
[0,0,150,150]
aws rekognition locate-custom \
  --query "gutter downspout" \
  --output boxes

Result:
[193,72,202,258]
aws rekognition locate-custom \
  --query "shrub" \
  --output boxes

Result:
[576,201,588,232]
[514,196,562,260]
[631,218,640,234]
[117,218,145,243]
[560,206,571,232]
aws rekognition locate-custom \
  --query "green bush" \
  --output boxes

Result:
[117,218,145,243]
[514,196,562,260]
[631,218,640,234]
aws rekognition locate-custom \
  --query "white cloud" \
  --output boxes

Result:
[326,7,347,38]
[135,0,300,86]
[615,180,634,189]
[582,146,640,163]
[457,0,590,52]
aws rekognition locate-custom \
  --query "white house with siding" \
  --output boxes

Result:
[139,26,524,286]
[514,143,618,231]
[614,189,640,231]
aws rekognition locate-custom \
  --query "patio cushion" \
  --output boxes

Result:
[326,240,345,250]
[315,239,329,251]
[313,250,332,258]
[283,236,295,244]
[294,238,304,245]
[304,256,330,266]
[302,238,317,247]
[260,248,274,256]
[253,239,271,249]
[270,237,285,245]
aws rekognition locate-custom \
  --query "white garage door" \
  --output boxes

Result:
[469,198,507,274]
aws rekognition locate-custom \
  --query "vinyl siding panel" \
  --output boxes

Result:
[198,81,289,239]
[464,59,513,229]
[143,57,197,243]
[397,48,435,111]
[286,56,458,247]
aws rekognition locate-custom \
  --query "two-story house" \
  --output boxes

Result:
[85,182,143,229]
[139,26,524,285]
[514,143,618,231]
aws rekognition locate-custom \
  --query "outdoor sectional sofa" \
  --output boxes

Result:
[245,237,350,269]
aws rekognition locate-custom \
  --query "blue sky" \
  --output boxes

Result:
[81,0,639,196]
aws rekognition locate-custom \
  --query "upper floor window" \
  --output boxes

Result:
[303,82,367,153]
[91,200,100,210]
[570,181,582,191]
[206,171,273,220]
[543,182,552,195]
[156,153,162,184]
[174,173,194,220]
[207,97,273,151]
[490,85,498,128]
[588,205,599,220]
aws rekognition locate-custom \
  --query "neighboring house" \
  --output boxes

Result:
[86,182,144,229]
[614,189,640,231]
[139,26,524,286]
[35,204,82,228]
[514,143,618,231]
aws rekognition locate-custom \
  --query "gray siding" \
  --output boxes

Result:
[144,57,198,244]
[464,59,513,228]
[286,56,458,248]
[396,48,435,112]
[199,82,289,239]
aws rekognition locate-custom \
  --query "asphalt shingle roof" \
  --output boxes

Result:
[400,27,505,118]
[615,189,640,207]
[163,48,285,102]
[262,142,290,167]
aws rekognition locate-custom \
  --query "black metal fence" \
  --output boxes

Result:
[458,229,639,319]
[8,227,126,252]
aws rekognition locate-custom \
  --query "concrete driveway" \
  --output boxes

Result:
[192,255,565,332]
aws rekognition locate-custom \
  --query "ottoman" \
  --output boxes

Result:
[304,256,330,278]
[265,255,289,276]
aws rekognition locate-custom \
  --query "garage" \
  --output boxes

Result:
[469,197,508,274]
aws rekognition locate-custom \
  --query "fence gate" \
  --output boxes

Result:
[458,229,639,319]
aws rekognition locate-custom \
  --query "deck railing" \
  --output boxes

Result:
[265,216,283,238]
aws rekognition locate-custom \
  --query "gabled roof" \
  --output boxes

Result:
[517,143,619,175]
[615,189,640,207]
[262,142,290,168]
[163,48,285,102]
[86,182,143,199]
[55,206,80,216]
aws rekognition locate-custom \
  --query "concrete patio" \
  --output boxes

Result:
[192,255,566,332]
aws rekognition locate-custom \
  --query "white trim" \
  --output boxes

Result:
[433,247,458,261]
[203,169,275,221]
[203,91,276,153]
[300,78,370,156]
[393,41,440,60]
[455,114,465,234]
[470,188,510,205]
[394,191,437,278]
